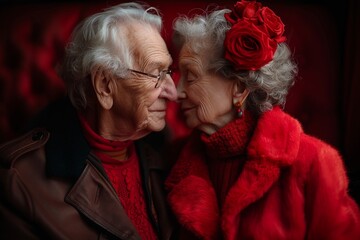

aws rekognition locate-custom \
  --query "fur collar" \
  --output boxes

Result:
[166,107,302,240]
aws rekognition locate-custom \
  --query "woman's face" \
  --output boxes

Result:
[177,45,236,134]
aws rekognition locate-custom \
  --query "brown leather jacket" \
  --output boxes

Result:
[0,99,176,240]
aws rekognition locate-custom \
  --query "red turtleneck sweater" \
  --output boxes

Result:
[201,112,256,207]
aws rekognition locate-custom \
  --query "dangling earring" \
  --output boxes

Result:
[233,89,250,118]
[234,100,244,118]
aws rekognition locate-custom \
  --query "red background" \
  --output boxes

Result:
[0,0,359,202]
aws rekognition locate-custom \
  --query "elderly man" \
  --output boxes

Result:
[0,2,177,239]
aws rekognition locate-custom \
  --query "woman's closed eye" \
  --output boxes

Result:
[186,71,197,83]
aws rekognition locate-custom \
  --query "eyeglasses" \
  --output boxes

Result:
[128,69,172,88]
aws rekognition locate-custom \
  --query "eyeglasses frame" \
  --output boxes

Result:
[128,68,172,88]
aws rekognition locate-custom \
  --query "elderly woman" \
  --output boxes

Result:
[165,1,360,239]
[0,2,177,239]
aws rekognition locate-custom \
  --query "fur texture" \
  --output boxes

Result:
[166,107,360,240]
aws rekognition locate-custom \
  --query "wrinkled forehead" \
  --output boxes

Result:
[179,43,208,69]
[127,22,172,68]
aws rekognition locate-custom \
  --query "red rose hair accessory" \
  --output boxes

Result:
[224,0,286,71]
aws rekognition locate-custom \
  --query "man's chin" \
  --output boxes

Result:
[149,120,166,132]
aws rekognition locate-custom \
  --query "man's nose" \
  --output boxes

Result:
[159,76,178,101]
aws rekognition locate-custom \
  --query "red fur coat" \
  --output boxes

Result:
[166,107,360,240]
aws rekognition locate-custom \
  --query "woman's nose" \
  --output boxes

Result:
[176,78,186,100]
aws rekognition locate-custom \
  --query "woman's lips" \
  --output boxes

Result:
[181,106,196,115]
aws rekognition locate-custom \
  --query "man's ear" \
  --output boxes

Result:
[91,66,114,110]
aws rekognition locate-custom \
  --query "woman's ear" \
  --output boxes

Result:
[232,82,250,106]
[91,66,114,110]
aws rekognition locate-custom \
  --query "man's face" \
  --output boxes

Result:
[110,23,177,140]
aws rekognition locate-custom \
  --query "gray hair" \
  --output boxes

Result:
[173,9,298,115]
[60,2,163,110]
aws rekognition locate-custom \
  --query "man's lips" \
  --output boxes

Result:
[149,109,166,112]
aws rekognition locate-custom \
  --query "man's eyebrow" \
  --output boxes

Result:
[148,58,173,70]
[146,62,162,71]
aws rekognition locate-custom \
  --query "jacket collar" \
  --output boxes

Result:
[166,107,302,240]
[65,155,141,239]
